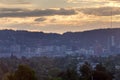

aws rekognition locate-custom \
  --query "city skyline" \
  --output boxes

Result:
[0,0,120,33]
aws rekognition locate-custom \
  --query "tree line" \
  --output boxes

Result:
[3,62,114,80]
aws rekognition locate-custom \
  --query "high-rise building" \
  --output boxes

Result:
[94,41,103,56]
[111,36,115,47]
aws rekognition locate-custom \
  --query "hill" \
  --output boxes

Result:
[0,28,120,57]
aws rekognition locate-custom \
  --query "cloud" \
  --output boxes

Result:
[0,0,30,4]
[80,7,120,16]
[0,8,24,12]
[0,8,77,18]
[34,17,46,22]
[50,19,56,22]
[110,0,120,1]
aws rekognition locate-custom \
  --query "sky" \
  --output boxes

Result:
[0,0,120,33]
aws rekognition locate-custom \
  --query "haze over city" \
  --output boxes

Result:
[0,0,120,33]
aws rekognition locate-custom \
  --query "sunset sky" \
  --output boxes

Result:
[0,0,120,33]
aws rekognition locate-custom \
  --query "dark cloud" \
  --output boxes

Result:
[0,8,77,18]
[34,17,46,22]
[0,8,24,12]
[80,7,120,16]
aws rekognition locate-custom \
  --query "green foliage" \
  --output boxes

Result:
[4,65,37,80]
[0,56,118,80]
[58,68,79,80]
[14,65,37,80]
[50,77,63,80]
[3,72,14,80]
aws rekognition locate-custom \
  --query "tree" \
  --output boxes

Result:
[0,61,9,80]
[58,68,79,80]
[79,62,92,80]
[14,64,37,80]
[2,72,14,80]
[93,63,113,80]
[95,63,106,72]
[50,77,62,80]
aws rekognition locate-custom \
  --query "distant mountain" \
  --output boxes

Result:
[0,28,120,48]
[0,28,120,57]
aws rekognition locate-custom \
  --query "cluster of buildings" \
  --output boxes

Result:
[0,36,120,58]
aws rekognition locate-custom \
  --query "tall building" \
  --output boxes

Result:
[94,41,103,56]
[107,36,115,52]
[110,36,118,54]
[111,36,115,47]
